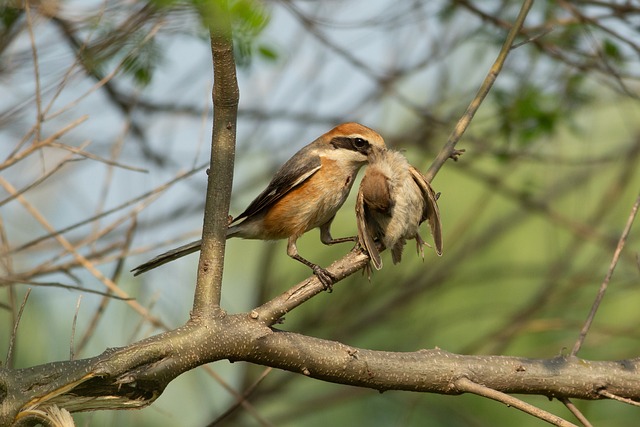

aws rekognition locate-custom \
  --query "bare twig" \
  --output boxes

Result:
[425,0,534,182]
[599,390,640,407]
[24,0,43,144]
[559,397,594,427]
[0,176,165,328]
[206,367,274,427]
[571,191,640,356]
[455,377,578,427]
[1,279,132,300]
[75,215,137,355]
[70,296,82,360]
[7,163,205,255]
[1,115,89,171]
[127,294,161,343]
[0,140,92,209]
[48,141,147,173]
[5,288,31,368]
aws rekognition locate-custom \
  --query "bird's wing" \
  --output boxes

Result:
[231,147,321,223]
[356,188,382,270]
[409,166,443,256]
[356,168,391,270]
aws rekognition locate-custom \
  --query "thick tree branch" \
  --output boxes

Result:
[2,313,640,424]
[193,0,239,316]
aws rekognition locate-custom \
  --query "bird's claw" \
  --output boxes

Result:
[312,266,336,292]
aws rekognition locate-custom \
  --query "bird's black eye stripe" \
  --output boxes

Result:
[330,136,371,153]
[353,137,367,148]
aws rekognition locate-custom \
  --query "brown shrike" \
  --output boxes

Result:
[132,122,386,289]
[356,147,443,270]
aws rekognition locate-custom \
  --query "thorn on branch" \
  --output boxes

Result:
[450,148,466,161]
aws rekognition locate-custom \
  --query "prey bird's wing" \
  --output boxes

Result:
[232,147,321,223]
[409,166,443,256]
[356,189,382,270]
[356,168,391,270]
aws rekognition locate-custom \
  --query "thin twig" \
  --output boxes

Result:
[571,191,640,356]
[70,296,82,360]
[559,397,594,427]
[425,0,534,182]
[0,141,91,209]
[76,215,137,355]
[48,140,147,173]
[599,390,640,407]
[455,377,578,427]
[0,115,89,171]
[46,19,165,122]
[5,288,31,368]
[206,367,274,427]
[0,176,166,328]
[24,0,43,144]
[42,5,108,120]
[1,279,132,300]
[6,163,205,255]
[128,293,160,343]
[93,122,131,241]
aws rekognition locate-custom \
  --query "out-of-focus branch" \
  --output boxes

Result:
[0,176,165,328]
[571,191,640,356]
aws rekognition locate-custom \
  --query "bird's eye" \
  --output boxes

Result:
[353,138,367,148]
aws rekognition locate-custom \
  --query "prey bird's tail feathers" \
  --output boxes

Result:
[356,188,383,270]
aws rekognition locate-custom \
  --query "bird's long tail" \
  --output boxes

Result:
[131,239,202,276]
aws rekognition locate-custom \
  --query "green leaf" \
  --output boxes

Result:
[0,5,21,30]
[494,84,563,147]
[119,36,162,88]
[602,39,623,63]
[257,44,278,62]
